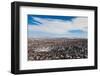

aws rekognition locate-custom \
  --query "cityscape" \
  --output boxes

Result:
[28,38,87,60]
[27,15,88,61]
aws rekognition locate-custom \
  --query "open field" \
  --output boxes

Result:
[28,38,88,61]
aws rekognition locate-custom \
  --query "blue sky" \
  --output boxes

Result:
[28,15,76,25]
[28,15,88,38]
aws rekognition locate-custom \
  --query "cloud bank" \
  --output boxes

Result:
[28,15,88,38]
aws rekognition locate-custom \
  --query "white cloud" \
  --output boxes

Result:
[28,17,88,34]
[28,16,88,38]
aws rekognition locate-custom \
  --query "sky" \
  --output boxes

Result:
[28,15,88,38]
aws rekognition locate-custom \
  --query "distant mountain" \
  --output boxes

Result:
[28,37,87,41]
